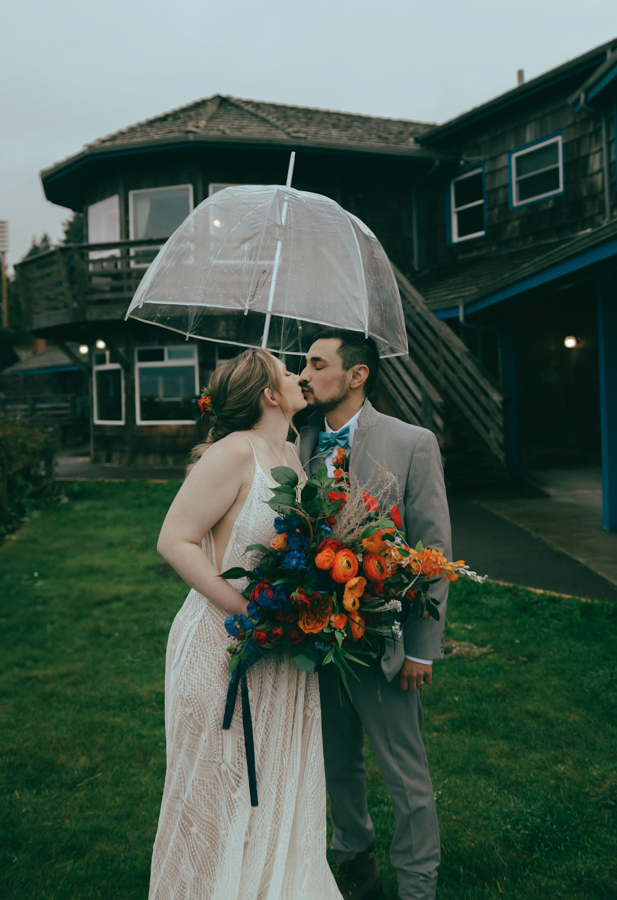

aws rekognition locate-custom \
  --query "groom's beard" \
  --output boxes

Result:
[302,376,349,415]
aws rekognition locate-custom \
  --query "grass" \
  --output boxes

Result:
[1,481,616,899]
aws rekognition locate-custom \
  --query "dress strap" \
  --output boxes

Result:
[288,442,304,470]
[243,435,260,464]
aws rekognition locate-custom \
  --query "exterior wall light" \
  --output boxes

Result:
[79,344,89,354]
[213,219,222,228]
[564,336,579,349]
[95,339,107,350]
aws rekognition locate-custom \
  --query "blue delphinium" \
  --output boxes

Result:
[273,516,297,535]
[283,550,306,570]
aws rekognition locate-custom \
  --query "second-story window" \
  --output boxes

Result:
[129,185,194,267]
[510,135,563,207]
[88,195,120,261]
[450,168,486,243]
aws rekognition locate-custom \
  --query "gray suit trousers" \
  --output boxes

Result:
[319,659,440,900]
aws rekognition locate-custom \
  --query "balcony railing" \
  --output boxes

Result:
[15,239,165,331]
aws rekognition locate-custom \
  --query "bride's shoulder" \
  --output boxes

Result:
[210,432,255,462]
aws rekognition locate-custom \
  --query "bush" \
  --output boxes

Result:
[0,420,60,535]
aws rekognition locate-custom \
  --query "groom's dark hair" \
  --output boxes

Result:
[313,328,380,396]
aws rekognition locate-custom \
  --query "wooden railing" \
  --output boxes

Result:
[0,394,86,425]
[389,264,506,465]
[377,354,445,444]
[14,239,164,331]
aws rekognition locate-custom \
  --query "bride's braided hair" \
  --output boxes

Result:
[185,348,291,477]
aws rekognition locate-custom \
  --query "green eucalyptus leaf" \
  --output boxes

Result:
[271,466,299,488]
[219,567,254,580]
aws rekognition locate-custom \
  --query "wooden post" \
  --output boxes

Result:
[1,251,7,329]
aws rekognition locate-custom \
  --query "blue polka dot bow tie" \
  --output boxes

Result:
[318,425,350,455]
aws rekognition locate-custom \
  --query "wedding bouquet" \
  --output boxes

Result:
[220,447,486,805]
[222,447,485,694]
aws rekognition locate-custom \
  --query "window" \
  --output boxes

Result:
[93,350,124,424]
[135,345,199,425]
[449,168,486,243]
[510,135,563,207]
[87,195,120,261]
[209,183,239,196]
[129,185,194,267]
[215,344,241,367]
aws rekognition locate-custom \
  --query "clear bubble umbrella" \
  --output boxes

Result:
[125,181,408,358]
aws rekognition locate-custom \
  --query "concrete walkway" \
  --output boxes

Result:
[54,452,617,603]
[479,467,617,589]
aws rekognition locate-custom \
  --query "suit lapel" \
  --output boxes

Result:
[299,411,326,476]
[349,400,379,483]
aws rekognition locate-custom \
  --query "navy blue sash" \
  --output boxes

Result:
[222,664,258,807]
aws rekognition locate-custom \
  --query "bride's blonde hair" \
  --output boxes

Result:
[185,348,293,476]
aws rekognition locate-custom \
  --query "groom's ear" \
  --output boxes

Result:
[349,364,369,393]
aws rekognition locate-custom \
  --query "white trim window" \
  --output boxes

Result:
[511,136,563,207]
[208,183,239,196]
[450,168,485,243]
[129,184,194,267]
[87,195,121,263]
[135,346,199,425]
[93,350,125,424]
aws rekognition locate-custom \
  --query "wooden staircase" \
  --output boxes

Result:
[375,265,506,486]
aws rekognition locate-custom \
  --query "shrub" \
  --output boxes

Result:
[0,420,60,535]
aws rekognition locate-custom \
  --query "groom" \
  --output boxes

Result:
[298,329,451,900]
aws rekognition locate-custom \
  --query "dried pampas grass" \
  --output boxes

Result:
[331,456,401,544]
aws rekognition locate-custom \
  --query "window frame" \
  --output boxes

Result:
[93,350,125,425]
[509,133,564,209]
[134,345,199,426]
[128,184,194,268]
[447,165,487,245]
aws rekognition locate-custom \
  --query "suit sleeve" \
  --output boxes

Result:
[402,431,451,660]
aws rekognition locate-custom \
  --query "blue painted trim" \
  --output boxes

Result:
[587,61,617,104]
[446,163,486,246]
[508,132,564,210]
[434,234,617,319]
[597,279,617,532]
[614,101,617,191]
[19,365,80,375]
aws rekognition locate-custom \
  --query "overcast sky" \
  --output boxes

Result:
[2,0,616,267]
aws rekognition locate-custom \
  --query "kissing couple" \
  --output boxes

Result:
[150,329,451,900]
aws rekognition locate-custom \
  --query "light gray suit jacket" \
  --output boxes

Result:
[299,400,451,680]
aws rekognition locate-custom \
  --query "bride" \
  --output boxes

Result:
[151,348,342,900]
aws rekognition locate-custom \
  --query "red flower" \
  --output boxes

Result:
[328,491,347,509]
[324,516,336,527]
[390,505,403,529]
[250,581,273,603]
[274,610,297,623]
[254,629,268,646]
[405,588,418,600]
[198,395,212,415]
[286,625,306,644]
[318,539,344,554]
[362,491,378,512]
[291,588,312,607]
[271,627,283,641]
[371,580,386,596]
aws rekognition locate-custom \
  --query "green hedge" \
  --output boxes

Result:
[0,420,60,535]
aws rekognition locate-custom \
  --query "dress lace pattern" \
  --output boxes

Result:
[149,442,342,900]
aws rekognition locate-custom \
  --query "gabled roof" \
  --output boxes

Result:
[419,37,617,144]
[569,49,617,107]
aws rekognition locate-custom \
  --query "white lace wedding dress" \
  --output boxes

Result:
[149,439,342,900]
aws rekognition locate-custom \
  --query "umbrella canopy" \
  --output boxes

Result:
[125,185,408,358]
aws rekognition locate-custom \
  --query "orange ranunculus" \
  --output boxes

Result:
[348,611,366,641]
[331,549,359,583]
[315,547,336,570]
[343,576,366,611]
[270,533,290,552]
[331,613,348,630]
[298,595,334,634]
[362,553,388,582]
[362,528,395,554]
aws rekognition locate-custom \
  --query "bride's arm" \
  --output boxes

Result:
[157,436,254,616]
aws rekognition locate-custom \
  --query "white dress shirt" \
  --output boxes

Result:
[322,406,432,668]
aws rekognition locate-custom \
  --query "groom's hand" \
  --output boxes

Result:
[399,659,432,692]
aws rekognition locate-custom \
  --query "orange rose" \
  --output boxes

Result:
[331,612,348,630]
[348,611,366,641]
[343,576,366,611]
[362,553,388,582]
[331,549,359,583]
[315,547,336,570]
[298,595,334,633]
[270,533,290,552]
[362,528,395,554]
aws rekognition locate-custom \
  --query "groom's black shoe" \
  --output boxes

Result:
[335,846,384,900]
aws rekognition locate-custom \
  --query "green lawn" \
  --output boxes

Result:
[1,481,616,899]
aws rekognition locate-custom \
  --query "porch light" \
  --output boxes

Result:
[79,344,89,354]
[96,339,107,350]
[564,336,579,349]
[213,219,222,228]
